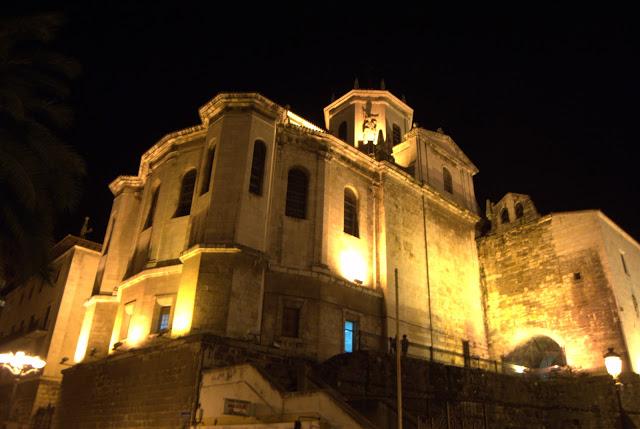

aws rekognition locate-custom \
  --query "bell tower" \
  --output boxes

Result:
[323,88,414,160]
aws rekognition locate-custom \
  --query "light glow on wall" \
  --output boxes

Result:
[74,303,96,362]
[171,308,193,337]
[339,248,368,284]
[126,316,147,346]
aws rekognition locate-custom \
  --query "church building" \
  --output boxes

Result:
[2,86,639,428]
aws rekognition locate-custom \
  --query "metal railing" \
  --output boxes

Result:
[357,330,502,373]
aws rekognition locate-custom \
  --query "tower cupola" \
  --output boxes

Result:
[323,89,413,160]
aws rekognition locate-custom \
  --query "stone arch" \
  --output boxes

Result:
[505,335,566,369]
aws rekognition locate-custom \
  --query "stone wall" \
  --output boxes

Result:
[57,337,640,429]
[319,351,640,429]
[478,214,623,370]
[56,337,202,429]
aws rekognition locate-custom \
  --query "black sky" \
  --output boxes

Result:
[10,2,639,242]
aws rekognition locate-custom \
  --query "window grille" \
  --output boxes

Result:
[344,188,359,237]
[249,141,266,195]
[285,168,308,219]
[174,170,197,217]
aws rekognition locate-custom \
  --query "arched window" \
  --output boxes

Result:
[338,121,348,142]
[249,140,266,195]
[144,186,160,229]
[443,167,453,194]
[515,202,524,219]
[285,168,308,219]
[500,208,510,224]
[200,147,216,195]
[174,170,197,217]
[343,188,359,237]
[392,124,402,146]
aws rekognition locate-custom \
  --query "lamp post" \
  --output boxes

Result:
[0,351,46,426]
[604,347,625,429]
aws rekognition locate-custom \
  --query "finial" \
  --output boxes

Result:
[380,78,386,90]
[401,94,407,102]
[330,93,336,102]
[80,216,93,238]
[436,127,444,134]
[354,77,360,89]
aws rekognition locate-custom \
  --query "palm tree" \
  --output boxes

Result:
[0,13,85,291]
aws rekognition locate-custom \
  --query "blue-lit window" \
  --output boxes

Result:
[157,306,171,332]
[344,320,357,353]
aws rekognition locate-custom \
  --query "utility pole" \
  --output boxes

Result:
[395,268,403,429]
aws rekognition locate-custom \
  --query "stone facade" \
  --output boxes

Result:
[4,88,640,428]
[73,89,488,368]
[479,193,640,373]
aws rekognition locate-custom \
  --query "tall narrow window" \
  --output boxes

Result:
[249,140,266,195]
[392,124,402,146]
[156,306,171,332]
[443,167,453,194]
[344,188,359,237]
[282,307,300,338]
[174,169,197,217]
[344,320,357,353]
[120,300,135,340]
[500,208,510,224]
[200,147,216,195]
[285,168,308,219]
[103,218,115,254]
[515,202,524,219]
[621,253,629,275]
[42,305,51,330]
[338,121,348,142]
[144,187,160,229]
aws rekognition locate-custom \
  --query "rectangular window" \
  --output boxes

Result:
[281,307,300,338]
[120,300,135,340]
[156,306,171,332]
[344,320,357,353]
[621,253,629,275]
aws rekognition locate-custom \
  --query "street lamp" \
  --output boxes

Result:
[604,348,627,429]
[604,347,623,382]
[0,351,46,425]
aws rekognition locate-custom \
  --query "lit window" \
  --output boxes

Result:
[282,307,300,338]
[285,168,308,219]
[249,141,266,195]
[338,121,348,142]
[344,320,357,353]
[500,208,510,224]
[174,170,197,217]
[156,306,171,332]
[144,187,160,229]
[392,124,402,146]
[200,147,216,195]
[344,188,359,237]
[515,202,524,219]
[443,167,453,194]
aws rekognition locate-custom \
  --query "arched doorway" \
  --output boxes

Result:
[505,335,566,369]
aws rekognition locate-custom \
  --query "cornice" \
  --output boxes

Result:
[108,175,144,196]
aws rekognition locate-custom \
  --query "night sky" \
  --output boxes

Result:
[11,3,639,242]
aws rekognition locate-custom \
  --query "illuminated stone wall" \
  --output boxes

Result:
[78,91,488,367]
[379,170,487,357]
[479,195,636,371]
